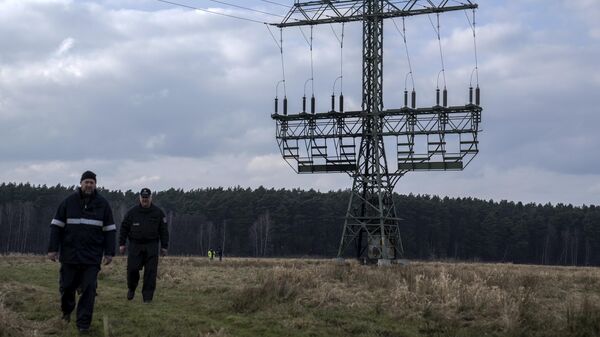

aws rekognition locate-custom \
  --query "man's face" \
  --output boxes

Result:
[80,179,96,195]
[140,195,152,208]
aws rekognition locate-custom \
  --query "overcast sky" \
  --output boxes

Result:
[0,0,599,206]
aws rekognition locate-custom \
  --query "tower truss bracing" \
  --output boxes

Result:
[271,0,482,263]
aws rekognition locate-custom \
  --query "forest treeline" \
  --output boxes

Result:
[1,182,599,266]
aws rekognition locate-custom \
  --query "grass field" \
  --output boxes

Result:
[1,255,600,337]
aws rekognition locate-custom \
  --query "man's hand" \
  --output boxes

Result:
[47,252,58,262]
[119,245,126,255]
[160,248,168,257]
[103,255,113,265]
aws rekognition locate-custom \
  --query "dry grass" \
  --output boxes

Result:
[0,282,66,337]
[2,255,600,336]
[151,258,600,336]
[224,260,600,336]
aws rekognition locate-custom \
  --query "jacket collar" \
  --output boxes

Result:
[78,187,97,200]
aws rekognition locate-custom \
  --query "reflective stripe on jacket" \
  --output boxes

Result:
[48,189,116,264]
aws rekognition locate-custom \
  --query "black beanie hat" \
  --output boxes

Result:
[80,170,97,182]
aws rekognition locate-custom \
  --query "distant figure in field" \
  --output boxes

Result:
[119,188,169,303]
[216,249,222,262]
[208,248,215,260]
[47,170,116,334]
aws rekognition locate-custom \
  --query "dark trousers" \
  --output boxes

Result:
[127,241,159,301]
[59,263,100,329]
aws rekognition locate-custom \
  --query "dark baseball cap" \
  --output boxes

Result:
[140,188,152,197]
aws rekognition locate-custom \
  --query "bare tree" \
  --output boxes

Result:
[222,220,227,256]
[198,221,204,254]
[250,211,272,257]
[5,203,14,253]
[207,222,213,251]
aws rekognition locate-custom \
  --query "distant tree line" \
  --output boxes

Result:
[1,182,599,266]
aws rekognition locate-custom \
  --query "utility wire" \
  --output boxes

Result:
[158,0,293,97]
[196,0,286,18]
[464,8,479,87]
[157,0,268,24]
[330,23,344,94]
[258,0,290,8]
[391,17,415,90]
[310,26,314,97]
[428,13,446,89]
[299,26,314,97]
[266,25,287,97]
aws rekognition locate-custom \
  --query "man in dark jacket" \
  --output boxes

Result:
[47,170,116,333]
[119,188,169,303]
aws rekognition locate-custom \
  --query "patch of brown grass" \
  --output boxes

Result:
[4,255,600,336]
[0,282,65,337]
[221,260,600,335]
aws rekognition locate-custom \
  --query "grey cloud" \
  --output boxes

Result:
[1,1,599,205]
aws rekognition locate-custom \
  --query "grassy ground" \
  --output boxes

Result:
[1,255,600,337]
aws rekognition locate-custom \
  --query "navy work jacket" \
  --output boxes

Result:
[119,203,169,249]
[48,188,117,265]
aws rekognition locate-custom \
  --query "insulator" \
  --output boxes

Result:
[274,97,278,114]
[404,90,408,107]
[443,88,448,107]
[475,86,481,106]
[339,94,344,113]
[469,87,473,104]
[302,96,306,113]
[411,90,416,109]
[436,88,440,106]
[283,97,288,115]
[311,96,315,114]
[331,94,335,112]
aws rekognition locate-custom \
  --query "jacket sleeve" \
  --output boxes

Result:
[119,210,132,246]
[48,200,67,252]
[102,204,117,256]
[159,210,169,249]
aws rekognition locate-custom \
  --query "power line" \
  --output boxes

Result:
[258,0,290,8]
[266,25,287,97]
[196,0,286,18]
[391,17,415,90]
[464,8,479,87]
[427,13,446,89]
[157,0,268,24]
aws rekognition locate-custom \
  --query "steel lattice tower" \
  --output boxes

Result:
[271,0,482,264]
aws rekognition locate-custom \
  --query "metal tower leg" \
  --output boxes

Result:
[337,0,402,263]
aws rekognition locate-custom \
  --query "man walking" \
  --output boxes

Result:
[119,188,169,303]
[47,170,116,333]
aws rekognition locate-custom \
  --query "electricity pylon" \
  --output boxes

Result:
[271,0,481,264]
